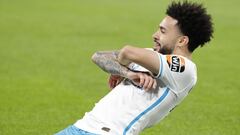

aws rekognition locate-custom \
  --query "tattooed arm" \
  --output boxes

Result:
[91,51,131,78]
[91,50,157,90]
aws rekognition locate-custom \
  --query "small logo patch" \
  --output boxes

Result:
[166,55,185,73]
[101,127,111,132]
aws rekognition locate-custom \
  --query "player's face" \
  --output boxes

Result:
[153,16,183,54]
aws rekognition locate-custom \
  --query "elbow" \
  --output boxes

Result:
[91,52,99,64]
[119,45,131,58]
[118,45,133,65]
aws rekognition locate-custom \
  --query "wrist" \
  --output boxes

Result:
[124,69,134,79]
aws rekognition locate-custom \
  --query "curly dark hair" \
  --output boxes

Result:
[166,1,214,52]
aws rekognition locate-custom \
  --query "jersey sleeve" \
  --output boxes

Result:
[128,48,155,73]
[154,53,197,94]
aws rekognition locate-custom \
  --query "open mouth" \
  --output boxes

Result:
[154,40,161,48]
[153,41,161,52]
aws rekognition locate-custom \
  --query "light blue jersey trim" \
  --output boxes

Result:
[123,88,170,135]
[55,125,99,135]
[155,53,163,79]
[158,54,164,78]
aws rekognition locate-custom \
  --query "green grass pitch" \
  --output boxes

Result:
[0,0,239,134]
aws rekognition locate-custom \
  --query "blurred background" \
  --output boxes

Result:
[0,0,239,134]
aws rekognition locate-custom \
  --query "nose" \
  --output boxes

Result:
[152,31,159,40]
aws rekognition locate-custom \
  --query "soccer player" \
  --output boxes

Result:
[55,1,213,135]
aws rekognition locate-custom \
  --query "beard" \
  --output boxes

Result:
[154,45,174,55]
[159,47,173,54]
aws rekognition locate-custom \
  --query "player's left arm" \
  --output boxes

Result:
[91,50,157,90]
[91,51,130,78]
[118,45,160,76]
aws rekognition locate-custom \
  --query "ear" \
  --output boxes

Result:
[178,36,189,47]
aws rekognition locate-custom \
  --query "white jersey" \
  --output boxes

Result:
[74,52,197,135]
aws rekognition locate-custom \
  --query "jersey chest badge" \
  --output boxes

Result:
[166,55,185,73]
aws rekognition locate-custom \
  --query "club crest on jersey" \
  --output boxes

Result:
[166,55,185,73]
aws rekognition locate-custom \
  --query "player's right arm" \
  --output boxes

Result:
[91,51,157,90]
[91,51,129,77]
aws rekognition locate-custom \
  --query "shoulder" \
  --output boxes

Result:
[158,54,197,94]
[160,54,196,73]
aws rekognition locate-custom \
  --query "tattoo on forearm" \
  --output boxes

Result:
[92,51,129,77]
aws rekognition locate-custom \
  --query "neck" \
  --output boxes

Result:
[173,46,192,60]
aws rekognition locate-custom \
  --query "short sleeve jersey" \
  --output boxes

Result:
[74,51,197,135]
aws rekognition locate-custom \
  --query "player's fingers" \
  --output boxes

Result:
[112,80,117,88]
[146,77,154,91]
[116,79,122,85]
[108,76,114,88]
[153,79,157,89]
[114,79,119,86]
[110,79,117,89]
[139,73,145,87]
[109,80,114,89]
[143,74,150,90]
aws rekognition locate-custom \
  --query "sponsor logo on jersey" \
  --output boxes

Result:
[166,55,185,73]
[102,127,111,132]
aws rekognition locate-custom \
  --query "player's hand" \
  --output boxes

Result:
[127,71,157,91]
[108,74,124,90]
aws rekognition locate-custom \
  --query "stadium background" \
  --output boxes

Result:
[0,0,239,134]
